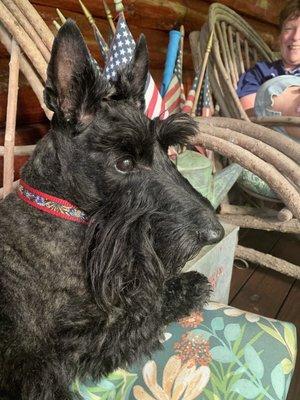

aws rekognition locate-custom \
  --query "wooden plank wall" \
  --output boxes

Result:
[0,0,285,183]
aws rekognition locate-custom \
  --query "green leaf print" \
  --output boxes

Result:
[231,379,262,399]
[72,370,138,400]
[283,324,297,362]
[211,345,235,363]
[211,317,225,331]
[257,323,285,346]
[271,363,285,399]
[244,344,264,380]
[224,324,241,342]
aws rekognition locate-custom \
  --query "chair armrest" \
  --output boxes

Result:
[251,116,300,127]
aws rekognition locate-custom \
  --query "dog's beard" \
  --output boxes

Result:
[83,204,166,319]
[150,211,205,271]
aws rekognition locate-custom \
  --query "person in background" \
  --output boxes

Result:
[237,0,300,141]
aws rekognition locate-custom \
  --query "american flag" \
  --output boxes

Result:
[181,71,212,156]
[162,32,186,114]
[197,70,213,117]
[92,25,109,60]
[182,74,199,114]
[196,70,214,158]
[160,30,181,97]
[104,14,165,119]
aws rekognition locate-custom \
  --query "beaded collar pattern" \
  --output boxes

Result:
[17,180,88,224]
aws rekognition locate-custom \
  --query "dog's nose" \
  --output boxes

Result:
[197,221,224,245]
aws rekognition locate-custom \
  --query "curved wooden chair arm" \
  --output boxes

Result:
[251,116,300,127]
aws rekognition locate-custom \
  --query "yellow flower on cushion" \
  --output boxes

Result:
[133,355,210,400]
[181,365,210,400]
[162,354,182,397]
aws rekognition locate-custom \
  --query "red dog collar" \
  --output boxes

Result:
[17,180,88,224]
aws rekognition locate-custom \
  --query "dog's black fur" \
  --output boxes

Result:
[0,21,224,399]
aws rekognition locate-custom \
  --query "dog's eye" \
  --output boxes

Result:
[115,158,135,173]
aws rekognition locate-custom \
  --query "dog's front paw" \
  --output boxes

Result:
[162,271,211,324]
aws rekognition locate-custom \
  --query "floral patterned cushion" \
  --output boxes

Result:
[72,302,297,400]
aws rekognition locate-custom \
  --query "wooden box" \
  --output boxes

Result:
[183,222,239,304]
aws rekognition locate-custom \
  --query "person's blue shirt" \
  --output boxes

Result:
[237,60,300,98]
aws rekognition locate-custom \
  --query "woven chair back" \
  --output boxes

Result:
[197,3,278,120]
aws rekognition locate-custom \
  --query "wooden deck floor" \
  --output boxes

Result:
[229,229,300,400]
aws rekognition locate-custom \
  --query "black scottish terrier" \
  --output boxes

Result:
[0,21,224,399]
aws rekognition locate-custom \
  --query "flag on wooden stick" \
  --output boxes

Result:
[56,8,66,24]
[79,0,109,60]
[196,70,215,158]
[191,30,214,117]
[160,30,181,97]
[182,67,213,117]
[181,74,199,114]
[103,0,116,34]
[197,70,213,117]
[163,26,186,115]
[181,70,213,156]
[104,13,165,119]
[93,26,110,60]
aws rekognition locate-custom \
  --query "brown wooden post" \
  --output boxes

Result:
[3,39,20,198]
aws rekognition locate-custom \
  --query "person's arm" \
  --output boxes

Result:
[239,93,257,116]
[272,86,300,139]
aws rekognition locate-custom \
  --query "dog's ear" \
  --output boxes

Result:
[128,34,149,109]
[112,34,149,110]
[44,19,110,125]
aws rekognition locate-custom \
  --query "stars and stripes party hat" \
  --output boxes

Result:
[104,13,166,119]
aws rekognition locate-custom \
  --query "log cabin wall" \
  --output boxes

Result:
[0,0,285,184]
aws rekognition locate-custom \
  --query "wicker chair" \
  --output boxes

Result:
[187,3,300,278]
[198,2,300,130]
[188,2,300,202]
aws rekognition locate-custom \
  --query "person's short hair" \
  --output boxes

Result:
[279,0,300,30]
